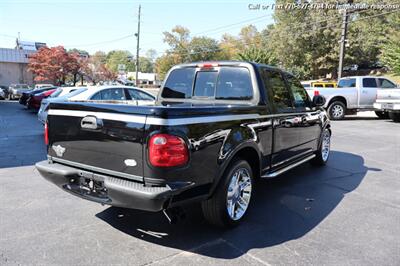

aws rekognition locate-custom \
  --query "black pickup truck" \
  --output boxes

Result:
[36,61,331,227]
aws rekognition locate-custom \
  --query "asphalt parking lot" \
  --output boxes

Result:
[0,100,399,266]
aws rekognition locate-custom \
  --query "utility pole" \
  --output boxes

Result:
[135,5,141,87]
[338,0,352,79]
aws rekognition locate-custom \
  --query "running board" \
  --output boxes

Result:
[261,154,316,179]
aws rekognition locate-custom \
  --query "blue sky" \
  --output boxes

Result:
[0,0,275,57]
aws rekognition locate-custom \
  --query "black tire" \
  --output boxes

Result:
[389,112,400,122]
[375,111,389,119]
[311,128,331,166]
[202,159,254,228]
[328,101,346,120]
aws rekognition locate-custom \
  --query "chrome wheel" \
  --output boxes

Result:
[226,168,252,221]
[321,130,330,162]
[331,105,344,118]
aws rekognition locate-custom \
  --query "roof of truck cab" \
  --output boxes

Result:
[340,76,378,79]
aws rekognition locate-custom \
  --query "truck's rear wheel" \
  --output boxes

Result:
[328,101,346,120]
[375,111,389,119]
[389,112,400,122]
[202,159,253,227]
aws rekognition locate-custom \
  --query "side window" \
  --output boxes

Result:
[193,71,217,97]
[261,69,293,111]
[325,84,335,88]
[362,78,378,88]
[285,74,311,109]
[338,78,356,88]
[128,89,154,100]
[378,78,396,89]
[216,67,253,100]
[91,91,102,100]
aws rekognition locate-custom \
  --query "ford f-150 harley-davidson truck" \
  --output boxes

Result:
[36,61,331,227]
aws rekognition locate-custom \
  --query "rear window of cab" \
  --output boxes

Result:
[161,67,253,100]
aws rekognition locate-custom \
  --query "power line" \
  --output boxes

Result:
[158,8,400,58]
[63,34,134,48]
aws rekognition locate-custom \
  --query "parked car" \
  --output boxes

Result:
[67,85,155,102]
[34,84,54,90]
[19,86,57,106]
[38,87,87,124]
[0,86,8,100]
[305,76,398,120]
[36,61,330,227]
[8,84,31,100]
[374,87,400,122]
[26,88,57,110]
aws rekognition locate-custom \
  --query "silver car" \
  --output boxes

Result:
[8,84,31,100]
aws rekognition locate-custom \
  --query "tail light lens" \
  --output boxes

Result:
[149,134,189,167]
[44,122,49,145]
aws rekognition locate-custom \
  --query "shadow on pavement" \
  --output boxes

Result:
[341,116,380,121]
[96,150,376,259]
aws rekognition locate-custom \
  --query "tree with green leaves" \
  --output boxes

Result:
[105,50,135,72]
[236,46,278,65]
[379,12,400,75]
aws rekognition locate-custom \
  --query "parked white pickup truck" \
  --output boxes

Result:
[374,88,400,122]
[305,76,398,120]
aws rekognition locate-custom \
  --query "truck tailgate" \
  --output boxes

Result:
[46,102,150,182]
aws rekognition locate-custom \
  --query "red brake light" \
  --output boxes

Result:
[314,90,320,96]
[198,63,219,68]
[44,122,49,145]
[149,134,189,167]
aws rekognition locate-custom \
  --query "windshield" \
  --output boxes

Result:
[49,88,63,98]
[62,88,87,98]
[162,66,253,100]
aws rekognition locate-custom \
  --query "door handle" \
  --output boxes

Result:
[81,116,102,130]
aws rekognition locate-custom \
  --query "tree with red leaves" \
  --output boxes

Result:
[28,46,81,85]
[80,57,116,85]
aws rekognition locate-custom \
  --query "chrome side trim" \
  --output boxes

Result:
[49,156,144,182]
[271,149,313,168]
[146,114,265,126]
[261,154,316,178]
[48,109,315,126]
[48,109,147,124]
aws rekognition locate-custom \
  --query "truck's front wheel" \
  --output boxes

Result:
[202,159,253,227]
[328,101,346,120]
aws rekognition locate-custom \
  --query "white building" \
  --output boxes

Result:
[127,72,160,86]
[0,48,35,86]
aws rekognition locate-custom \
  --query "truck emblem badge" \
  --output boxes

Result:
[52,145,66,157]
[124,159,137,167]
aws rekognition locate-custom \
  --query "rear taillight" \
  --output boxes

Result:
[148,134,189,167]
[44,122,49,145]
[314,90,320,96]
